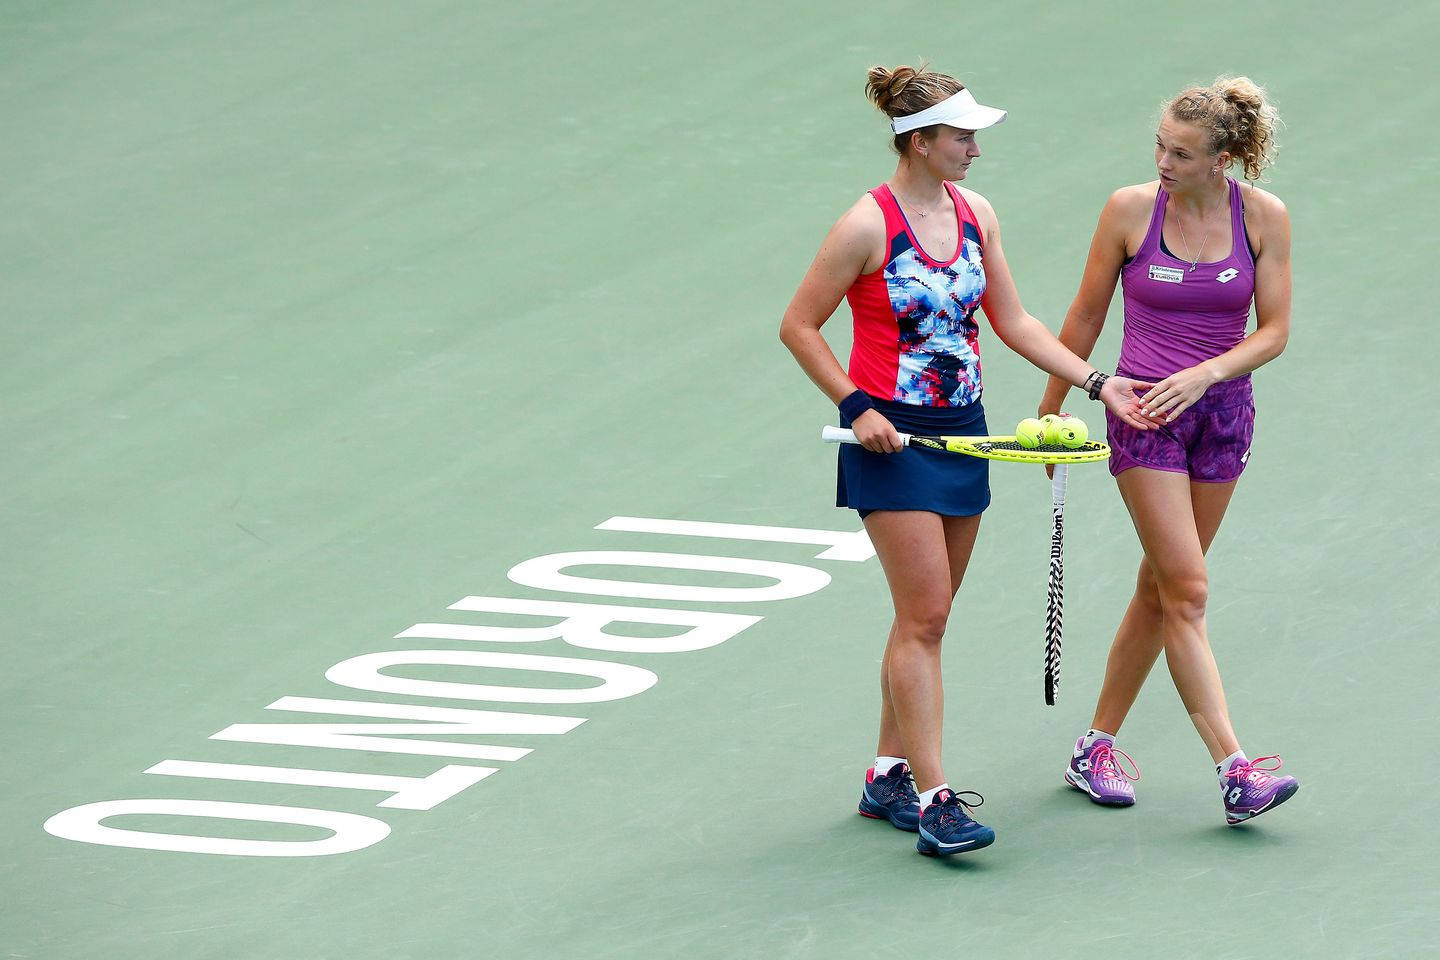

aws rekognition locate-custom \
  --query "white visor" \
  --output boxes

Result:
[890,89,1007,135]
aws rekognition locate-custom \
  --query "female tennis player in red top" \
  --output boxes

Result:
[1038,77,1299,824]
[779,64,1153,856]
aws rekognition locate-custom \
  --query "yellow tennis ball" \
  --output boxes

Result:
[1061,416,1089,446]
[1015,418,1046,448]
[1039,414,1066,444]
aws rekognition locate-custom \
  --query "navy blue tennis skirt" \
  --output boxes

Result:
[837,396,990,518]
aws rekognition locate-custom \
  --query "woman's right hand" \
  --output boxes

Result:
[1099,375,1157,429]
[851,408,904,453]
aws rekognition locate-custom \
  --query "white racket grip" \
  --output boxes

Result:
[820,426,913,446]
[1051,463,1069,508]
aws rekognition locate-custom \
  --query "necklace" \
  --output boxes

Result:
[1174,190,1227,272]
[894,188,944,218]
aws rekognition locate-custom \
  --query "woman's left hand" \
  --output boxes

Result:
[1136,362,1222,422]
[1098,375,1158,430]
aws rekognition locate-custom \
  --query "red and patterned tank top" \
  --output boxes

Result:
[845,182,987,407]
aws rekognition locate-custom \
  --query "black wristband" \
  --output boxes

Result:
[838,389,875,423]
[1085,371,1110,400]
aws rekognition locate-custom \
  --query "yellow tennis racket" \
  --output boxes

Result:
[822,424,1110,704]
[820,426,1110,464]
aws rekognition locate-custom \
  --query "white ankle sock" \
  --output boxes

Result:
[1217,749,1248,777]
[1081,728,1117,750]
[919,783,950,808]
[874,756,907,777]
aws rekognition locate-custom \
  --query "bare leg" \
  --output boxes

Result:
[876,621,903,758]
[1109,469,1241,762]
[1091,477,1239,735]
[941,514,983,598]
[865,510,981,792]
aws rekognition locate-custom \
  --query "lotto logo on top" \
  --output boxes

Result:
[1216,268,1239,283]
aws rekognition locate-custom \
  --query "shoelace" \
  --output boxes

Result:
[899,771,919,804]
[1091,743,1141,782]
[878,768,919,804]
[1224,755,1283,786]
[935,791,985,827]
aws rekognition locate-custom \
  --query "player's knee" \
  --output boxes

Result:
[897,607,949,648]
[1135,563,1163,612]
[1156,573,1208,621]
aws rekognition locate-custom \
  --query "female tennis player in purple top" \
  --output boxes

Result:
[1038,77,1299,824]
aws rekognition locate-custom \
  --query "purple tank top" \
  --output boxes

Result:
[1117,178,1255,380]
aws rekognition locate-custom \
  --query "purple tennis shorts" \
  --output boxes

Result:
[1106,374,1255,483]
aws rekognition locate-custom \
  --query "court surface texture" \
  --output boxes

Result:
[5,2,1437,958]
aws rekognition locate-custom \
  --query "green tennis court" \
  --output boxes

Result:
[5,1,1437,957]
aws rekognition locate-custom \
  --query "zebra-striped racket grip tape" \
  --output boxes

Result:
[1044,465,1068,705]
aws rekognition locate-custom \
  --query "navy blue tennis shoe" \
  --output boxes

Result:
[858,763,920,831]
[916,789,994,856]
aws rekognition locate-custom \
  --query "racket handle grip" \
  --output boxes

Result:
[1051,463,1069,505]
[820,426,913,446]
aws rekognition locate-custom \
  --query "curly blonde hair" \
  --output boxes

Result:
[1165,76,1281,181]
